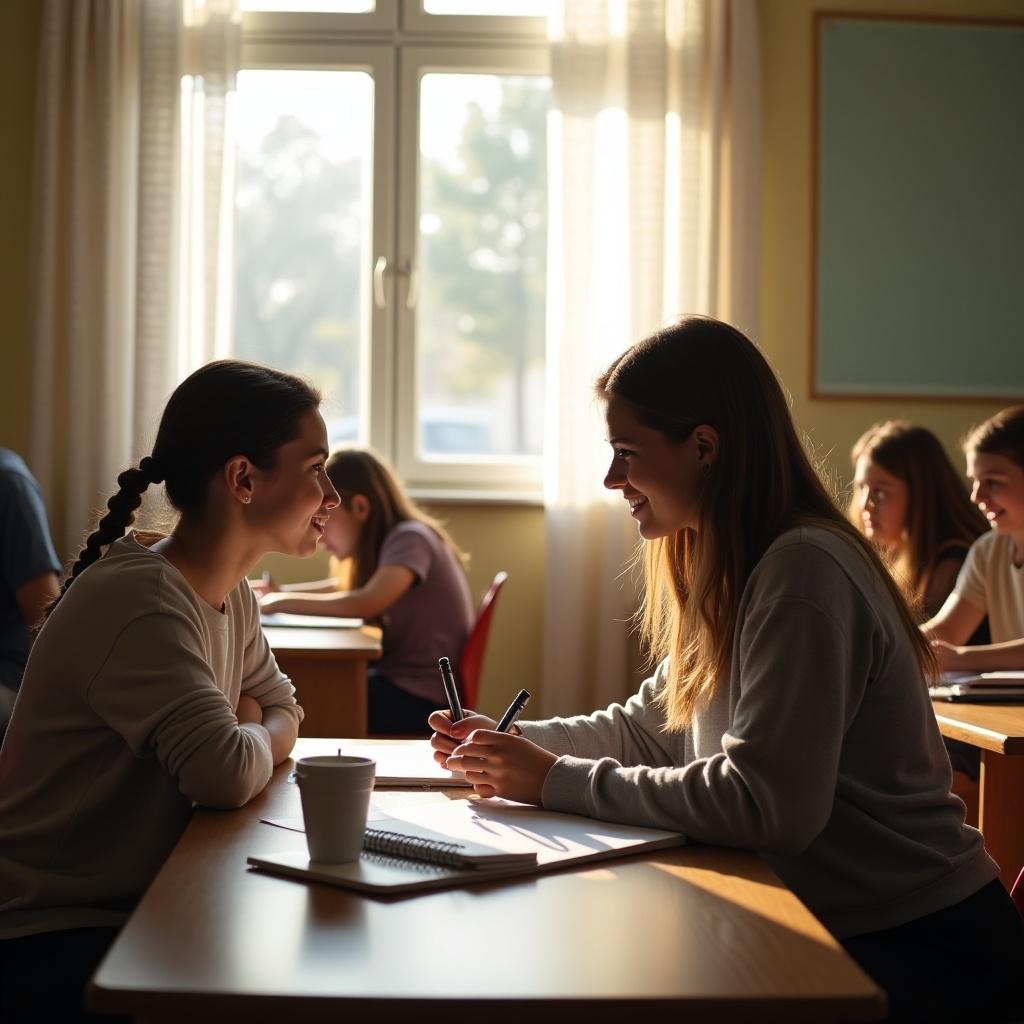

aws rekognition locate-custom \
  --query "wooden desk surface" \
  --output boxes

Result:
[90,740,884,1023]
[263,625,382,660]
[264,627,381,739]
[932,700,1024,754]
[932,699,1024,887]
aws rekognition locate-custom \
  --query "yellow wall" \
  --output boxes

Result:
[758,0,1024,494]
[0,1,43,454]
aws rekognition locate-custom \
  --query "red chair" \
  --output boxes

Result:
[458,571,508,711]
[1011,866,1024,919]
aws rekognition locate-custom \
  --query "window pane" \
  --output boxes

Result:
[233,70,373,448]
[423,1,548,14]
[240,1,373,12]
[417,73,549,458]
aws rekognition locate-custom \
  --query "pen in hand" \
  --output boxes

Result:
[438,656,464,723]
[495,688,530,733]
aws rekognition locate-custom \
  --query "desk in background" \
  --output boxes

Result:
[933,700,1024,888]
[89,739,885,1023]
[265,626,381,738]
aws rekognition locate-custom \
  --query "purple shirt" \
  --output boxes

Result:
[375,521,474,703]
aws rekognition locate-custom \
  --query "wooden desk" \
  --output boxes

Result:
[89,739,885,1023]
[265,627,382,738]
[933,700,1024,888]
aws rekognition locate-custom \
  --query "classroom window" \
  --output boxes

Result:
[234,69,373,442]
[235,1,550,495]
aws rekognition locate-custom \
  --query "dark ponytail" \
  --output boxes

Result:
[47,360,320,617]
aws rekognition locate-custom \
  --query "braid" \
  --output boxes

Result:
[46,464,155,618]
[37,360,319,630]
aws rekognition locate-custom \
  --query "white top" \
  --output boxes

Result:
[521,526,997,939]
[0,533,303,939]
[954,529,1024,642]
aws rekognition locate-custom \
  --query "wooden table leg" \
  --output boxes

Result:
[274,655,369,738]
[978,751,1024,889]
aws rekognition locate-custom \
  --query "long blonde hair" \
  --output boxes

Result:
[597,316,937,731]
[850,421,987,617]
[325,447,468,589]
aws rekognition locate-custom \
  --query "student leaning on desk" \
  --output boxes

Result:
[0,361,338,1022]
[255,446,474,736]
[924,405,1024,675]
[432,317,1024,1024]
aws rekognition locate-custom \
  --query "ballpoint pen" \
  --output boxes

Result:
[438,656,464,722]
[495,688,530,733]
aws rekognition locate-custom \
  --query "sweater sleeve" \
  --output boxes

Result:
[238,582,304,727]
[540,593,866,853]
[86,610,275,810]
[517,661,678,768]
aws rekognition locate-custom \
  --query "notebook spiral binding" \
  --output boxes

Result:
[363,827,467,867]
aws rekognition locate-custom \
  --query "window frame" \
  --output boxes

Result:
[239,2,550,498]
[394,44,550,493]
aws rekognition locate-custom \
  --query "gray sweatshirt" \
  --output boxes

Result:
[520,526,997,938]
[0,533,303,939]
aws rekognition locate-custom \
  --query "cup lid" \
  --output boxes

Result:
[294,755,376,771]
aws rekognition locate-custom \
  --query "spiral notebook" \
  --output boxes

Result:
[248,797,685,895]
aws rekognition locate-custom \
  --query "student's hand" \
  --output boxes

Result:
[259,592,289,611]
[445,730,558,804]
[932,638,967,670]
[429,709,498,767]
[236,694,264,725]
[249,574,278,598]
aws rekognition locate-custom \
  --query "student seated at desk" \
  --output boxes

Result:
[850,421,989,800]
[257,447,473,736]
[0,360,335,1022]
[924,406,1024,675]
[431,318,1024,1024]
[0,447,61,732]
[851,421,989,620]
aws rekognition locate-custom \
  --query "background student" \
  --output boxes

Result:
[431,317,1023,1023]
[0,447,61,732]
[925,405,1024,672]
[851,421,988,620]
[851,420,990,804]
[258,447,473,735]
[0,360,332,1022]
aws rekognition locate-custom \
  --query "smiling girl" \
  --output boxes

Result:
[257,447,473,735]
[430,317,1023,1022]
[925,406,1024,672]
[0,360,337,1021]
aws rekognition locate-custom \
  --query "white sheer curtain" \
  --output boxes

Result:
[542,0,761,716]
[29,0,240,560]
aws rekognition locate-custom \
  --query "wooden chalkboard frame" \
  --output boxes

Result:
[809,12,1024,402]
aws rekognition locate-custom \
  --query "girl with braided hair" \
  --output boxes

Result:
[0,360,338,1021]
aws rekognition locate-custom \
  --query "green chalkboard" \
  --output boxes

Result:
[812,15,1024,398]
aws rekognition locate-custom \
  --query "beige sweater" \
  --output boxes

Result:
[521,526,998,939]
[0,533,303,939]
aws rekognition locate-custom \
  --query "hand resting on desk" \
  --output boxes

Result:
[429,709,558,804]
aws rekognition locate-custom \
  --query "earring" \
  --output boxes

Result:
[242,495,251,504]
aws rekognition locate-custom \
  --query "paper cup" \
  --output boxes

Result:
[293,755,376,863]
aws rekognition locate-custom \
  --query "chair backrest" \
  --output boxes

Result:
[458,571,508,711]
[1011,866,1024,920]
